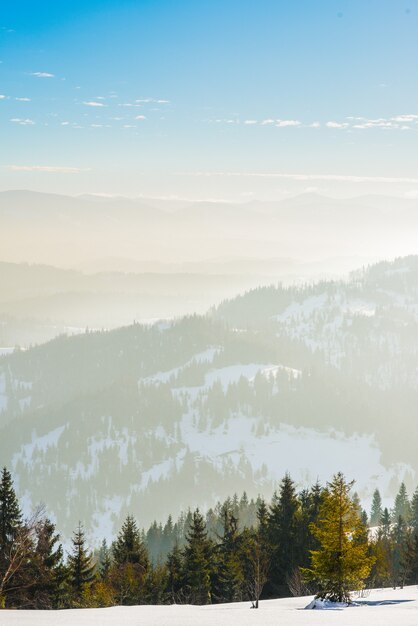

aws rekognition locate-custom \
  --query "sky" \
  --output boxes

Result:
[1,0,418,200]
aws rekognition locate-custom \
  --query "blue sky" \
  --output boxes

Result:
[1,1,418,199]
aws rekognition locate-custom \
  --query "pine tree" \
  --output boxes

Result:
[405,531,418,585]
[166,542,184,603]
[111,515,149,605]
[370,489,383,526]
[0,467,22,555]
[267,473,299,595]
[183,509,213,604]
[410,487,418,532]
[30,518,64,608]
[67,523,95,604]
[212,507,243,602]
[98,539,111,581]
[240,500,271,608]
[381,508,391,537]
[302,472,374,603]
[0,467,24,608]
[390,515,410,588]
[113,515,149,568]
[393,483,411,522]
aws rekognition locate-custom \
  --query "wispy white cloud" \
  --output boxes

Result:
[31,72,54,78]
[326,121,349,129]
[276,119,301,127]
[392,114,418,123]
[135,98,170,104]
[135,115,146,120]
[10,118,35,125]
[83,101,106,107]
[0,94,7,100]
[180,171,418,184]
[7,165,87,173]
[212,114,418,131]
[15,97,31,101]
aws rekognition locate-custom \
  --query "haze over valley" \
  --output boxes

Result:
[1,2,418,621]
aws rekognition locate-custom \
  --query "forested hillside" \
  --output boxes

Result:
[1,256,417,541]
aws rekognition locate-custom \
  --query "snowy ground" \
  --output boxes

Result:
[1,586,417,626]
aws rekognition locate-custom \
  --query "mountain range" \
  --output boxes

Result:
[0,255,417,542]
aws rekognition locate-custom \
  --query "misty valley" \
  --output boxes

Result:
[1,255,417,541]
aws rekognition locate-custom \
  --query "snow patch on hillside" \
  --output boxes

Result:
[179,411,410,502]
[141,347,221,384]
[12,425,66,468]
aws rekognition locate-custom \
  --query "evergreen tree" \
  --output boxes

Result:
[0,467,22,557]
[30,518,64,608]
[111,515,149,605]
[393,483,411,523]
[166,543,184,603]
[240,501,271,608]
[370,489,383,526]
[183,509,213,604]
[390,515,410,588]
[302,472,374,603]
[98,539,111,581]
[67,523,95,604]
[212,507,243,602]
[113,515,149,568]
[405,530,418,585]
[267,473,299,595]
[0,467,24,608]
[380,507,391,536]
[410,487,418,532]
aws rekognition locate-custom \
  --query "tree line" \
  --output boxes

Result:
[1,466,417,609]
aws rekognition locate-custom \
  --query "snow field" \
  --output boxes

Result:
[0,586,417,626]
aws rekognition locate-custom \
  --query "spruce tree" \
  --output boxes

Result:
[267,473,299,595]
[31,518,64,608]
[166,542,184,603]
[113,515,149,568]
[380,507,391,537]
[98,539,111,581]
[183,509,212,604]
[67,523,95,603]
[0,467,23,608]
[405,531,418,585]
[240,501,271,608]
[390,515,410,588]
[393,483,411,522]
[370,489,383,526]
[111,515,149,605]
[0,467,22,554]
[302,472,374,603]
[410,487,418,532]
[213,507,243,602]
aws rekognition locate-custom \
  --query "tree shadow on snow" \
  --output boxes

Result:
[355,599,414,607]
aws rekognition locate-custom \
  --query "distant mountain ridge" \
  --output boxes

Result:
[0,189,416,266]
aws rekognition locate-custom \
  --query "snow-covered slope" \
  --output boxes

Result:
[1,257,418,541]
[1,586,417,626]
